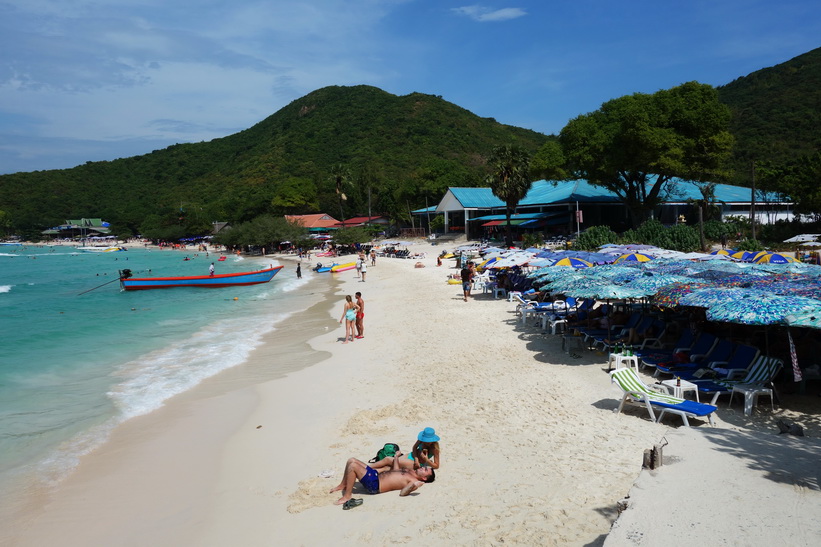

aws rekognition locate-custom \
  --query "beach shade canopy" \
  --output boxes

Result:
[706,293,821,326]
[710,249,731,256]
[490,253,533,269]
[677,287,758,309]
[730,250,755,261]
[613,252,654,264]
[652,282,709,308]
[784,307,821,329]
[552,257,593,268]
[754,253,799,264]
[566,281,646,300]
[624,273,692,296]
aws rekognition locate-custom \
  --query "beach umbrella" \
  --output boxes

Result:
[624,273,692,296]
[706,293,821,326]
[552,257,593,268]
[784,307,821,329]
[678,287,757,309]
[652,282,709,308]
[710,249,731,256]
[730,250,754,261]
[613,252,654,264]
[754,253,799,264]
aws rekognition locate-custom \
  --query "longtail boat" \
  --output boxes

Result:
[118,266,283,290]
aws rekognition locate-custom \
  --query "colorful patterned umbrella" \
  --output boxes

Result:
[784,307,821,329]
[755,253,799,264]
[706,293,821,325]
[613,252,654,264]
[652,282,709,308]
[678,287,756,308]
[624,273,692,296]
[552,257,593,268]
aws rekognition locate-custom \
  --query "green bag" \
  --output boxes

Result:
[368,443,400,463]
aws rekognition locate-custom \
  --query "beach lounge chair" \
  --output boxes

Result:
[591,314,651,350]
[637,328,696,370]
[694,355,783,405]
[676,343,760,382]
[655,336,731,377]
[610,368,718,427]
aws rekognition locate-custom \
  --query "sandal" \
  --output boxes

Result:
[342,498,363,510]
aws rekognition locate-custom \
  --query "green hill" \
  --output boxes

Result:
[0,85,548,235]
[718,47,821,182]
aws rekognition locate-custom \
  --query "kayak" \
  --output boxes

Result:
[331,262,356,272]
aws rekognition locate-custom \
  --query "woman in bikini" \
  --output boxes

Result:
[338,295,359,343]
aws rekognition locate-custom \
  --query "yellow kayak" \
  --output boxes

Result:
[331,262,357,272]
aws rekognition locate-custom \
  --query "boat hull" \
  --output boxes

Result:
[120,266,283,290]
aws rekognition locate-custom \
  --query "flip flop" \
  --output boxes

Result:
[342,498,364,510]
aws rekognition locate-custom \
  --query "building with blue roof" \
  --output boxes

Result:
[434,178,791,239]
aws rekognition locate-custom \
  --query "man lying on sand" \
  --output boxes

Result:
[329,452,435,505]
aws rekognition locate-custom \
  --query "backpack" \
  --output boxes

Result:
[368,443,400,463]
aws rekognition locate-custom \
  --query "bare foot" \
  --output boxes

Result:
[329,485,344,494]
[334,496,351,506]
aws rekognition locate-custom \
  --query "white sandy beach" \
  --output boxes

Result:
[7,240,821,546]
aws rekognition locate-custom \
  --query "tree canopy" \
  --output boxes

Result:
[486,145,532,247]
[560,81,734,227]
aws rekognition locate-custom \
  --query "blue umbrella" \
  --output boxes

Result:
[706,293,821,325]
[678,287,756,308]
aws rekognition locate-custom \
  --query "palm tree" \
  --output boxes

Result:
[330,164,349,224]
[486,145,532,247]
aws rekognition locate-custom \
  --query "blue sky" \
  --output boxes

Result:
[1,0,818,174]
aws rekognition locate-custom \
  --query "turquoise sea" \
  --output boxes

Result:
[0,245,318,501]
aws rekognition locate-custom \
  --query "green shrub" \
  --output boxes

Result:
[703,220,730,241]
[735,238,765,252]
[521,232,544,248]
[574,225,619,250]
[666,224,701,252]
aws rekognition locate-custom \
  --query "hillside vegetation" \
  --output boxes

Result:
[718,47,821,183]
[0,86,548,235]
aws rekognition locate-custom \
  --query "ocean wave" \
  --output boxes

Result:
[29,309,293,488]
[0,285,11,294]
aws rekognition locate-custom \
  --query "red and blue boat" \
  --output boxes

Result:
[118,266,283,290]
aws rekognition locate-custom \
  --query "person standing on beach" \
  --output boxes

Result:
[209,262,215,276]
[370,249,376,266]
[339,295,359,343]
[355,256,362,278]
[460,262,473,301]
[360,256,367,281]
[355,292,365,339]
[296,263,302,279]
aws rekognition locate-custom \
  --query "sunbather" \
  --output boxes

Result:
[329,452,435,505]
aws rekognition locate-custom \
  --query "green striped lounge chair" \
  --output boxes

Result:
[610,368,718,427]
[694,356,784,405]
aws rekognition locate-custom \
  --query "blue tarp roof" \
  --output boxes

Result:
[443,178,787,210]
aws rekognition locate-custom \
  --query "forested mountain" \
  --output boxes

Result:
[0,86,548,235]
[718,46,821,183]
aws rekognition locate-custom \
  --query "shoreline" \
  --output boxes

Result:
[7,241,821,545]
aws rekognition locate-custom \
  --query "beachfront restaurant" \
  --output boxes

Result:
[435,178,793,240]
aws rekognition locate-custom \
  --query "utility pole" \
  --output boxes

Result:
[750,161,757,241]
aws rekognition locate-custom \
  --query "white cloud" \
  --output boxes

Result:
[452,5,526,22]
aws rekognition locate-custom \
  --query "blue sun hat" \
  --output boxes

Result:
[418,427,440,443]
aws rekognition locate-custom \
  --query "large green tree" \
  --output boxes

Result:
[486,145,532,247]
[560,81,734,227]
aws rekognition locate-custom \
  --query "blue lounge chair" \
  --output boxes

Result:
[672,342,758,382]
[610,368,717,426]
[655,335,725,377]
[637,328,696,370]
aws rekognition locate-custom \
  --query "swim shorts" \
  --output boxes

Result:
[462,282,471,291]
[356,312,364,320]
[359,466,379,494]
